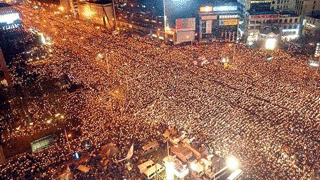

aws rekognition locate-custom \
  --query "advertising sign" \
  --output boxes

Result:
[219,19,238,26]
[176,18,196,31]
[200,6,213,12]
[176,31,195,44]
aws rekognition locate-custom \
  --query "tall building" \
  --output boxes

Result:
[294,0,320,18]
[0,3,34,64]
[237,0,272,11]
[271,0,296,11]
[198,2,241,42]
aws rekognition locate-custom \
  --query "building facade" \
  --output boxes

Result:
[303,14,320,35]
[199,3,241,42]
[294,0,320,18]
[246,10,300,44]
[271,0,295,11]
[78,1,115,28]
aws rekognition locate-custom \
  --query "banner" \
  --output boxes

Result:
[219,19,238,26]
[176,31,195,44]
[176,18,196,31]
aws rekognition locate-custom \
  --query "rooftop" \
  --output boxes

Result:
[280,10,299,17]
[309,13,320,19]
[0,3,10,7]
[89,0,112,4]
[248,10,279,15]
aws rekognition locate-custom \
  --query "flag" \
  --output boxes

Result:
[126,143,134,160]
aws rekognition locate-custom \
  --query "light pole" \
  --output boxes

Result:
[163,0,167,42]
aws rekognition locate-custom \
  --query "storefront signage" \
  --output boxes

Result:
[219,19,238,26]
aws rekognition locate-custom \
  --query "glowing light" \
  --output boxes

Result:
[214,6,237,11]
[190,162,197,170]
[309,60,319,67]
[39,33,46,44]
[226,156,239,170]
[200,6,213,12]
[68,134,72,138]
[265,38,276,50]
[47,119,52,124]
[0,13,20,24]
[75,152,80,159]
[58,6,64,11]
[165,161,174,180]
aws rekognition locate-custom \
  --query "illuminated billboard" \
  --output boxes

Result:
[214,6,237,11]
[0,13,19,24]
[176,31,195,44]
[175,18,195,31]
[219,19,238,26]
[200,6,213,12]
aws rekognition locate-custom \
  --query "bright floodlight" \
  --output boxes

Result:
[265,38,276,50]
[166,161,174,180]
[0,13,20,24]
[190,162,197,171]
[58,6,64,11]
[226,156,239,170]
[309,60,319,67]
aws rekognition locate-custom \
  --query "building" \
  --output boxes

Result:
[247,10,280,44]
[237,0,273,11]
[246,10,300,44]
[271,0,296,11]
[303,14,320,36]
[78,0,115,28]
[302,14,320,57]
[294,0,320,18]
[198,2,241,42]
[171,145,194,163]
[0,3,33,63]
[279,11,301,40]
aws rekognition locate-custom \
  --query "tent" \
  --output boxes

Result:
[77,165,90,174]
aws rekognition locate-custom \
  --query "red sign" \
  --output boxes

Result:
[251,14,280,19]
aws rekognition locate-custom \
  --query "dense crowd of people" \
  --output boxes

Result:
[1,3,320,180]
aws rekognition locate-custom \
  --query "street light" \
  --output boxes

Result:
[212,156,240,180]
[226,156,239,170]
[266,38,276,50]
[58,6,64,11]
